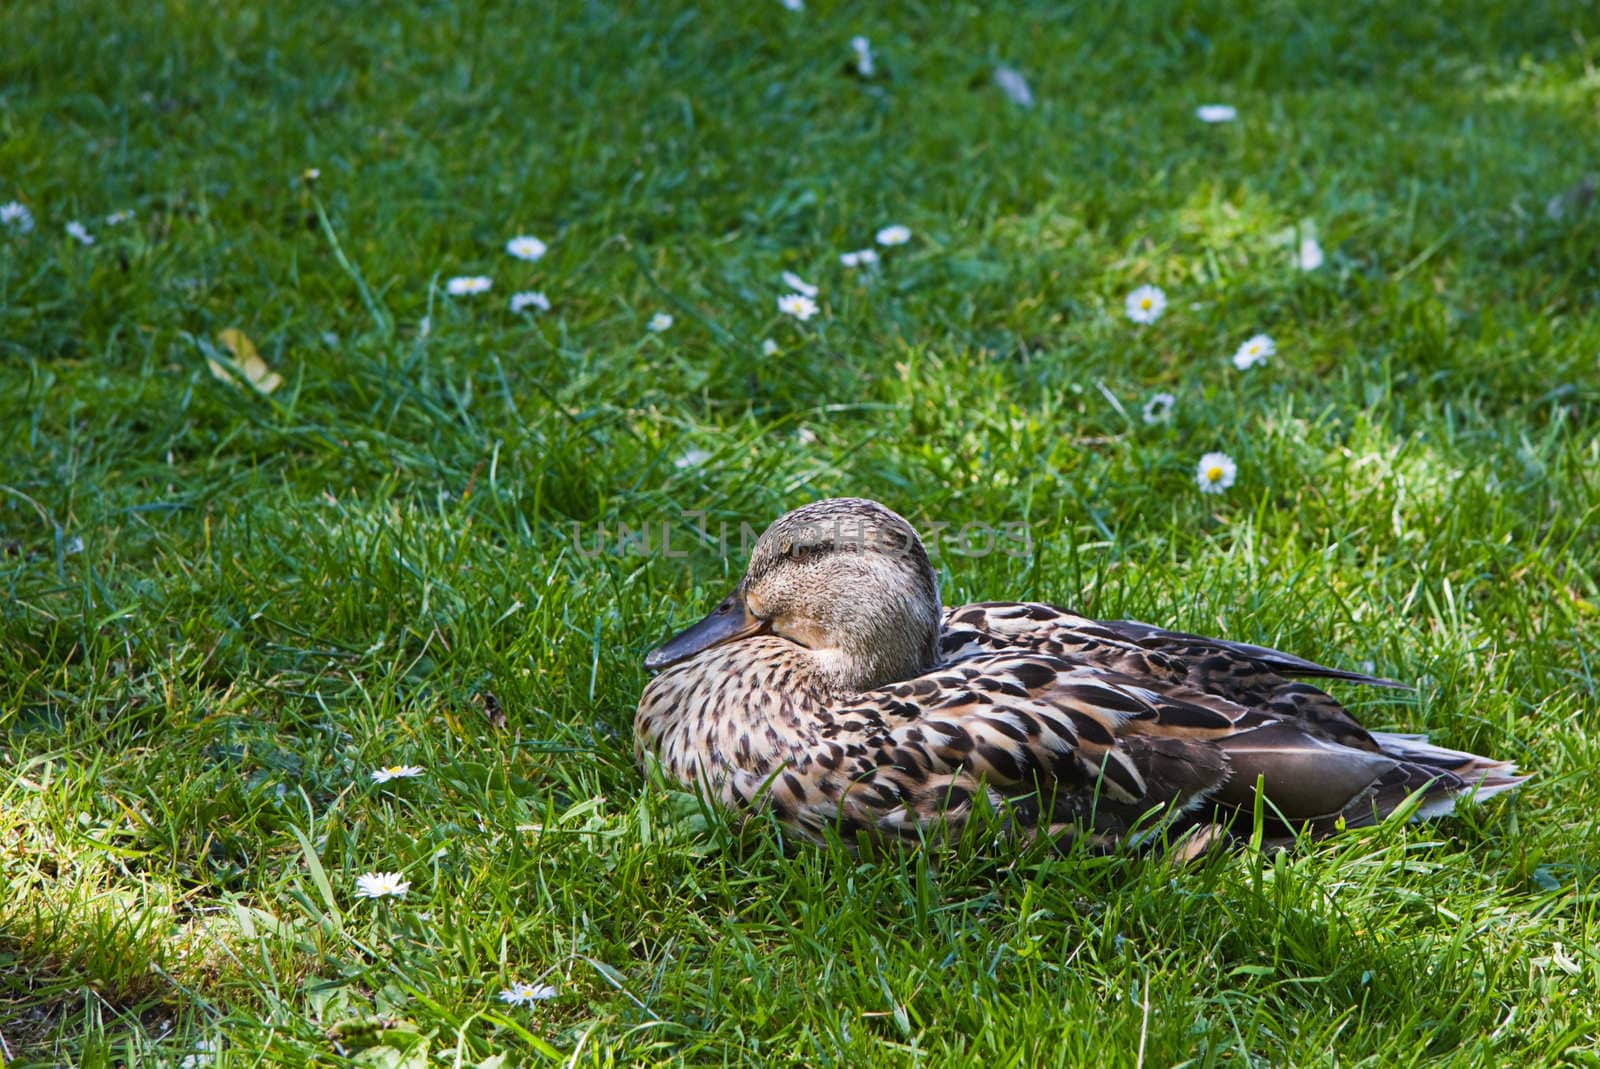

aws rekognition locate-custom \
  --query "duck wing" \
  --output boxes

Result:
[941,601,1404,753]
[805,649,1522,849]
[944,601,1404,687]
[1093,616,1407,689]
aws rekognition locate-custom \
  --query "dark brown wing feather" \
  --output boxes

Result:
[943,601,1402,686]
[926,602,1524,843]
[943,602,1399,750]
[1096,617,1408,689]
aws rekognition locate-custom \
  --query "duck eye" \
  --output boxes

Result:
[784,541,829,562]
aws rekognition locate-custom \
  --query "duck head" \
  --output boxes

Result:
[644,498,943,693]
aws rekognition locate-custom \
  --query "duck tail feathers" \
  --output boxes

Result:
[1368,730,1530,819]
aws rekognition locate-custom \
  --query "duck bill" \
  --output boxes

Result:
[644,589,769,671]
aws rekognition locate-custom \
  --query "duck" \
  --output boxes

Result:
[634,498,1526,853]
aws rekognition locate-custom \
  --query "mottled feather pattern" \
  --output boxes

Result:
[638,602,1510,848]
[636,500,1526,852]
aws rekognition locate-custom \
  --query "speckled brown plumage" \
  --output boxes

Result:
[635,499,1526,852]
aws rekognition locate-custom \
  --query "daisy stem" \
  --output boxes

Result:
[312,197,393,339]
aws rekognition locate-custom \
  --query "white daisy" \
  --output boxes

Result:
[647,312,673,332]
[65,220,95,246]
[992,66,1034,108]
[1,201,34,233]
[840,248,879,268]
[510,290,551,313]
[446,276,492,296]
[302,167,321,182]
[1232,333,1275,370]
[354,872,410,899]
[781,270,818,297]
[178,1040,218,1069]
[1141,392,1176,425]
[780,0,803,10]
[499,981,558,1007]
[370,765,424,783]
[1297,237,1324,271]
[1195,452,1237,495]
[851,35,874,78]
[505,235,547,262]
[875,224,911,247]
[761,338,779,356]
[1196,104,1238,123]
[777,293,819,320]
[104,209,135,226]
[1124,284,1166,324]
[674,449,712,470]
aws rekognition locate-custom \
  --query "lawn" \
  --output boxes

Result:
[3,0,1599,1065]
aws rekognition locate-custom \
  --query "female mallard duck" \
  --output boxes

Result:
[635,498,1525,852]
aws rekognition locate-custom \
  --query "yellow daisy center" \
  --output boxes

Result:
[1206,465,1224,482]
[1139,298,1152,309]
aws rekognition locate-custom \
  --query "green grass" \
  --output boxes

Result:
[3,0,1600,1064]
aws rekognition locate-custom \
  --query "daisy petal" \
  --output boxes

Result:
[1141,392,1176,425]
[506,236,547,262]
[354,872,410,899]
[1124,285,1167,325]
[875,224,910,247]
[780,271,818,297]
[1195,452,1237,494]
[1231,333,1275,370]
[777,293,819,320]
[446,276,493,296]
[370,765,425,783]
[510,290,551,313]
